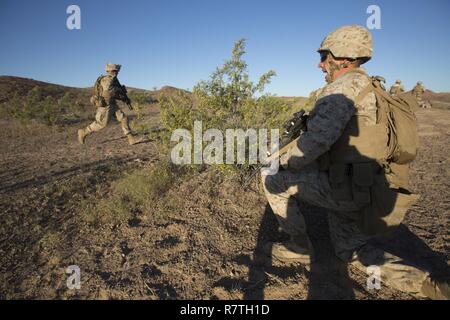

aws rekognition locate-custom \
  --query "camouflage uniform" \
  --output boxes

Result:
[85,73,132,136]
[262,25,440,298]
[413,82,425,105]
[78,64,144,145]
[389,81,405,96]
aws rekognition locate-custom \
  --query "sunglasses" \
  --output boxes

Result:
[320,52,329,62]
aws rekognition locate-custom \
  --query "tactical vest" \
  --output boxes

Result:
[322,74,419,235]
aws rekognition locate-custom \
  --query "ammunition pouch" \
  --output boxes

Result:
[329,163,352,202]
[327,161,418,236]
[328,162,379,206]
[352,162,374,205]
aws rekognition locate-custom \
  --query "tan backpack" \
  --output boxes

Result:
[355,77,420,235]
[90,75,107,108]
[357,76,419,165]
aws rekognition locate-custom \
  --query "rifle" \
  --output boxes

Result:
[117,85,134,110]
[242,110,308,187]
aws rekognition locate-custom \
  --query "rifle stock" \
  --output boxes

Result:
[266,137,299,163]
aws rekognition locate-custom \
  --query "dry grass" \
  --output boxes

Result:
[79,161,176,226]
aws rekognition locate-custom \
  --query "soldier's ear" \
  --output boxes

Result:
[336,58,349,68]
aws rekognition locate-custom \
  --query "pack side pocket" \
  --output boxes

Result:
[361,174,420,236]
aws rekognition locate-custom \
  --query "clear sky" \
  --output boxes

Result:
[1,0,449,96]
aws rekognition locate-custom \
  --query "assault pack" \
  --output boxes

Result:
[90,75,107,108]
[329,75,419,168]
[354,76,420,235]
[364,76,419,165]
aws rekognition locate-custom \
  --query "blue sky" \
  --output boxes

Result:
[0,0,449,96]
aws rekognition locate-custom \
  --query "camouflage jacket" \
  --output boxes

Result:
[412,84,425,95]
[389,84,405,95]
[100,74,126,104]
[282,68,377,170]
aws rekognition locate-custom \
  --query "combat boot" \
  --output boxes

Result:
[421,276,450,300]
[264,234,314,265]
[78,128,88,145]
[127,134,146,145]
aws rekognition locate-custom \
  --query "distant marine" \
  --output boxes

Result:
[78,63,146,145]
[389,79,405,96]
[412,81,429,108]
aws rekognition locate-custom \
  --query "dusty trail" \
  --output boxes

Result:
[0,119,156,193]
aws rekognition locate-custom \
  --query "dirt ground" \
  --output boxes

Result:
[0,107,448,300]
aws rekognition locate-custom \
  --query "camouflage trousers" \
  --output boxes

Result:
[262,165,429,297]
[85,104,131,135]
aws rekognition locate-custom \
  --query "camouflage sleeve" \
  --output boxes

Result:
[283,94,355,169]
[282,70,372,170]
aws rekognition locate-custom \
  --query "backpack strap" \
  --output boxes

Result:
[354,76,391,106]
[354,81,374,105]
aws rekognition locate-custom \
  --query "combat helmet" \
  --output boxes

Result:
[396,80,401,84]
[106,63,121,72]
[318,25,373,63]
[417,81,423,85]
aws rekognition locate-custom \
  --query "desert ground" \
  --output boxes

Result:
[0,77,448,299]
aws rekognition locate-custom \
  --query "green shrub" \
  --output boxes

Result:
[160,90,194,138]
[80,161,178,226]
[128,91,156,105]
[160,38,302,173]
[58,91,85,116]
[3,87,86,125]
